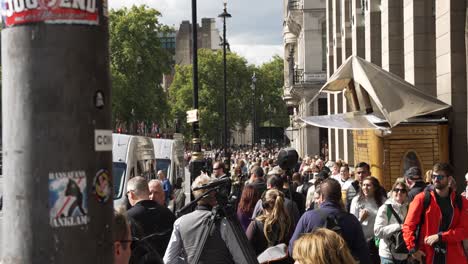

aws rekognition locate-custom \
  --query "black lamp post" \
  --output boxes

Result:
[251,72,256,147]
[219,1,231,172]
[268,103,272,145]
[189,0,204,184]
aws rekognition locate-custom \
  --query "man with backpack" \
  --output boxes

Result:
[405,167,426,203]
[289,178,371,264]
[402,163,468,264]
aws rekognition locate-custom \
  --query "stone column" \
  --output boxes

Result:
[435,0,467,186]
[326,0,336,161]
[352,0,365,57]
[332,0,344,161]
[381,0,404,77]
[342,0,353,62]
[403,0,436,95]
[333,0,342,70]
[365,0,382,66]
[327,0,335,78]
[341,0,353,164]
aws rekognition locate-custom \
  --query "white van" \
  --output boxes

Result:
[151,134,188,209]
[112,134,156,209]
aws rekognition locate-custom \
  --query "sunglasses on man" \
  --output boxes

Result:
[432,174,448,181]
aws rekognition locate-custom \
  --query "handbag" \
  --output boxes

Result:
[257,243,289,264]
[254,221,292,264]
[386,204,409,254]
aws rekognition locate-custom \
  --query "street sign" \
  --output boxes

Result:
[95,129,113,151]
[186,109,198,123]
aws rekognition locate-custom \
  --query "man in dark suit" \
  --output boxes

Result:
[127,176,176,262]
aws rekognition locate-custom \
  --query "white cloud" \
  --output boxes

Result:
[231,44,283,66]
[108,0,283,65]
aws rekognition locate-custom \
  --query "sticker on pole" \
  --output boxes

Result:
[92,169,111,203]
[1,0,99,27]
[49,170,89,228]
[95,129,112,151]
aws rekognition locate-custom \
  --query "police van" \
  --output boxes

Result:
[112,134,156,209]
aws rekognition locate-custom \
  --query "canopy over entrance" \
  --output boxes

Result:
[300,55,450,129]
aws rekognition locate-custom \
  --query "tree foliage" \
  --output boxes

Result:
[109,6,173,129]
[169,50,287,145]
[255,55,288,128]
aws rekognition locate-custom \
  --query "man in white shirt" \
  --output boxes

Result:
[332,164,353,190]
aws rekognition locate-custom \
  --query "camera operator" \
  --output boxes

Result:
[163,174,240,264]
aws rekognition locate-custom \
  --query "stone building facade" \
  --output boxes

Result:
[282,0,328,158]
[175,18,221,66]
[323,0,467,180]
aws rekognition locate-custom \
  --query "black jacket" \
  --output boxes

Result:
[128,200,176,257]
[408,181,426,202]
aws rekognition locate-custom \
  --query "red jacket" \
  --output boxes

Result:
[403,190,468,264]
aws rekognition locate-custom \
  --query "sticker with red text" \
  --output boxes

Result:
[1,0,99,27]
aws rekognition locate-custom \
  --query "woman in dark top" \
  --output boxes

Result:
[237,184,260,231]
[246,189,291,255]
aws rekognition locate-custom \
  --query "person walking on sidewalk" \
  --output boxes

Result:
[402,163,468,264]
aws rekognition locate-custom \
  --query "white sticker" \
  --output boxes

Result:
[49,170,89,228]
[95,129,113,151]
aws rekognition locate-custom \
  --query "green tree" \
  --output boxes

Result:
[255,55,289,129]
[169,49,253,145]
[109,6,172,131]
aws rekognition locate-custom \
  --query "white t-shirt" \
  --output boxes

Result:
[331,175,353,190]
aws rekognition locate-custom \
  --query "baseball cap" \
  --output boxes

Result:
[404,167,422,180]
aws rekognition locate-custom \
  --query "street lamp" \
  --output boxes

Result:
[251,72,257,147]
[219,1,231,172]
[268,103,272,145]
[189,0,204,184]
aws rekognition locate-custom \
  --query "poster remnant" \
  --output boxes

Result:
[1,0,99,27]
[95,129,112,151]
[49,170,89,228]
[92,169,111,203]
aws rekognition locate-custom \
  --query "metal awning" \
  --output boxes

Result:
[299,111,387,130]
[305,55,451,128]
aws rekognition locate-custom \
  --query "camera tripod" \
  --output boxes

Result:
[177,182,258,264]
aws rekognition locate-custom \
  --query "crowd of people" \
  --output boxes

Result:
[113,147,468,264]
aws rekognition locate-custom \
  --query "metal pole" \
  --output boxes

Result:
[252,82,256,148]
[251,73,256,147]
[219,2,231,174]
[269,104,272,146]
[190,0,205,183]
[1,3,112,263]
[223,12,228,167]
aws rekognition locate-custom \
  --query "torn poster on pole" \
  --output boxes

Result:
[49,170,89,228]
[1,0,99,27]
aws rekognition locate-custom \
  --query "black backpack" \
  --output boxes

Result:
[315,209,349,237]
[415,190,463,242]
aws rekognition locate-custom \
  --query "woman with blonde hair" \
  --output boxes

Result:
[246,189,291,255]
[292,228,357,264]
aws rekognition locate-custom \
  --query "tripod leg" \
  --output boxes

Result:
[192,208,218,264]
[222,207,259,264]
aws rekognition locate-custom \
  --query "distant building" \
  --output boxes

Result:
[158,31,176,91]
[175,18,221,66]
[161,19,221,91]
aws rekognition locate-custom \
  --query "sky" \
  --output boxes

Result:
[109,0,284,65]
